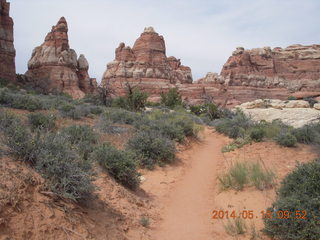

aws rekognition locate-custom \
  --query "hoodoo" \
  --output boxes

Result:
[25,17,97,98]
[101,27,192,101]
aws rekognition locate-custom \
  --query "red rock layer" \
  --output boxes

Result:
[0,0,16,82]
[221,45,320,92]
[25,17,97,98]
[101,27,193,94]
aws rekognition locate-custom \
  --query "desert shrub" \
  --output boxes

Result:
[145,101,161,107]
[102,108,141,125]
[0,89,55,111]
[135,111,198,142]
[97,116,130,134]
[112,88,148,111]
[292,123,320,144]
[61,125,97,145]
[89,105,103,115]
[214,110,253,139]
[218,161,276,191]
[0,78,9,87]
[140,216,150,228]
[91,143,140,189]
[59,104,92,119]
[189,104,204,116]
[222,137,251,153]
[249,162,276,190]
[28,112,56,130]
[127,88,148,111]
[83,94,104,105]
[249,127,265,142]
[34,133,94,200]
[12,94,44,111]
[275,132,297,147]
[160,88,182,109]
[263,160,320,240]
[127,130,176,169]
[218,162,248,191]
[0,111,35,162]
[224,218,247,236]
[61,125,98,160]
[287,96,297,100]
[190,103,220,120]
[303,96,318,107]
[112,96,128,109]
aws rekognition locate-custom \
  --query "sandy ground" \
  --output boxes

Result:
[137,128,317,240]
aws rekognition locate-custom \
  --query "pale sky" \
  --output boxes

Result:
[11,0,320,82]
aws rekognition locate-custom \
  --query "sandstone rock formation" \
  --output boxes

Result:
[25,17,97,98]
[221,45,320,91]
[0,0,16,82]
[101,27,192,99]
[193,44,320,106]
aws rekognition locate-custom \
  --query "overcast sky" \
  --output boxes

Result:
[11,0,320,82]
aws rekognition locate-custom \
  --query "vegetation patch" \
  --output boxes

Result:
[224,218,247,236]
[263,160,320,240]
[28,112,56,131]
[91,143,140,189]
[218,161,276,191]
[126,130,176,169]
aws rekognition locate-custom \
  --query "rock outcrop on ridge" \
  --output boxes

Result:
[194,45,320,106]
[101,27,192,100]
[221,45,320,92]
[25,17,97,98]
[0,0,16,82]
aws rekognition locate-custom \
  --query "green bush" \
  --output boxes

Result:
[0,111,35,162]
[35,133,94,201]
[91,143,140,189]
[112,88,148,111]
[263,160,320,240]
[292,124,320,144]
[190,103,220,120]
[127,130,176,169]
[58,104,90,119]
[135,111,198,142]
[214,110,253,139]
[224,218,247,236]
[102,108,141,125]
[249,127,265,142]
[160,88,182,109]
[287,96,297,100]
[218,161,276,191]
[276,132,297,147]
[28,112,56,130]
[303,97,318,107]
[61,125,98,160]
[249,162,276,190]
[222,137,251,153]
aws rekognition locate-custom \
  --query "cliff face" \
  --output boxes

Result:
[190,45,320,106]
[25,17,97,98]
[221,45,320,92]
[0,0,16,82]
[101,27,192,99]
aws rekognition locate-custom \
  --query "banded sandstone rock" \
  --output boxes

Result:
[0,0,16,82]
[25,17,96,98]
[101,27,192,98]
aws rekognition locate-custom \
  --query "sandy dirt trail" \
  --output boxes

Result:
[150,128,226,240]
